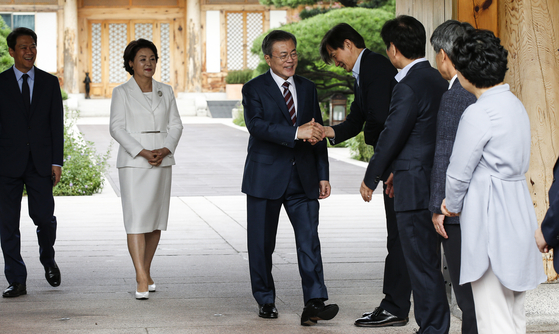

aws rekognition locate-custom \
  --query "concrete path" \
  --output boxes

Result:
[0,117,557,334]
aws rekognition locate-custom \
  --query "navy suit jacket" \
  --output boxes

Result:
[428,79,476,223]
[0,66,64,178]
[363,61,447,212]
[541,158,559,272]
[241,71,328,200]
[330,49,397,149]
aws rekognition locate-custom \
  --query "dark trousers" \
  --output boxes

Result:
[379,185,412,318]
[246,165,327,305]
[442,224,478,334]
[0,154,57,285]
[397,209,450,334]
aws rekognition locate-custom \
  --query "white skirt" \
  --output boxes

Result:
[118,166,172,234]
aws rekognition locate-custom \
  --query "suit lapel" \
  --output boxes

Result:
[126,77,152,113]
[151,80,163,112]
[29,68,44,119]
[263,71,292,124]
[294,75,305,126]
[5,68,28,118]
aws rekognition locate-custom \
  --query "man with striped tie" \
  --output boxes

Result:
[241,30,338,326]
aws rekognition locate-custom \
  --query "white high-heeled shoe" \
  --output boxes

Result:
[148,283,156,292]
[135,290,149,300]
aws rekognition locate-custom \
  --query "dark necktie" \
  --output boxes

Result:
[22,74,31,115]
[282,81,296,126]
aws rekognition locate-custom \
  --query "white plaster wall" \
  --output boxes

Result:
[205,11,220,73]
[35,12,57,73]
[270,10,287,29]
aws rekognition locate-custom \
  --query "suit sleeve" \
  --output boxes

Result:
[50,76,64,166]
[310,85,329,181]
[429,97,452,214]
[542,184,559,248]
[163,86,183,154]
[109,87,144,158]
[330,81,365,145]
[363,83,419,190]
[242,82,297,148]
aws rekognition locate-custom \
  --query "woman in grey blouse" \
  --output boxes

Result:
[441,30,546,334]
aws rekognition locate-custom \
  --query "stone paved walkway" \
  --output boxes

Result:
[0,117,556,334]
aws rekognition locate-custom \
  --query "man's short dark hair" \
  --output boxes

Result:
[430,20,474,58]
[450,29,508,89]
[380,15,426,59]
[7,27,37,50]
[319,23,366,64]
[123,39,159,75]
[261,30,297,56]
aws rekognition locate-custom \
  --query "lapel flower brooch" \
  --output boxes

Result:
[157,90,162,97]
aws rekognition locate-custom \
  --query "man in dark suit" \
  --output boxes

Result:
[318,23,411,327]
[535,157,559,273]
[0,27,64,297]
[429,20,478,334]
[359,16,450,333]
[241,30,338,326]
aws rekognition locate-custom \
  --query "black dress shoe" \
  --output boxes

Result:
[355,307,408,327]
[300,299,339,326]
[45,263,61,287]
[258,303,278,318]
[3,283,27,298]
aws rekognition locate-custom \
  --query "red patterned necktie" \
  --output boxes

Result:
[282,81,296,126]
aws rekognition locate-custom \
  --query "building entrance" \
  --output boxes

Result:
[88,20,172,98]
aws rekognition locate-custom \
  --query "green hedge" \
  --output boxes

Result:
[53,110,111,196]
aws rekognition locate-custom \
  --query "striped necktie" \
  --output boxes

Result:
[282,81,296,126]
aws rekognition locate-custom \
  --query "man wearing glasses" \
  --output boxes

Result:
[241,30,338,326]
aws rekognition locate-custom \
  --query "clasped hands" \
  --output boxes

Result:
[139,148,170,166]
[297,118,327,145]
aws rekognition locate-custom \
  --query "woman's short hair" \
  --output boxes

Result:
[450,29,508,88]
[380,15,426,59]
[261,30,297,57]
[319,23,366,64]
[7,27,37,50]
[123,39,159,75]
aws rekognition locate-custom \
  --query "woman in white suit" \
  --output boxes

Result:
[110,39,183,300]
[441,30,545,333]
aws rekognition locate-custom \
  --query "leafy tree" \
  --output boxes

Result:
[0,16,14,72]
[251,7,394,101]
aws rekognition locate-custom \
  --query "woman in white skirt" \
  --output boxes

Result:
[109,39,183,300]
[441,30,546,333]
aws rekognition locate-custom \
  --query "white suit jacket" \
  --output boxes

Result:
[110,78,183,168]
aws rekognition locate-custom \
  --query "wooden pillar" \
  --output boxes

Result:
[499,0,559,282]
[186,0,202,92]
[63,0,79,94]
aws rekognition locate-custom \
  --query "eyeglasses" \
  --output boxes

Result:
[272,51,299,62]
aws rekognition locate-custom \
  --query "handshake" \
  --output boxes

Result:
[297,118,334,145]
